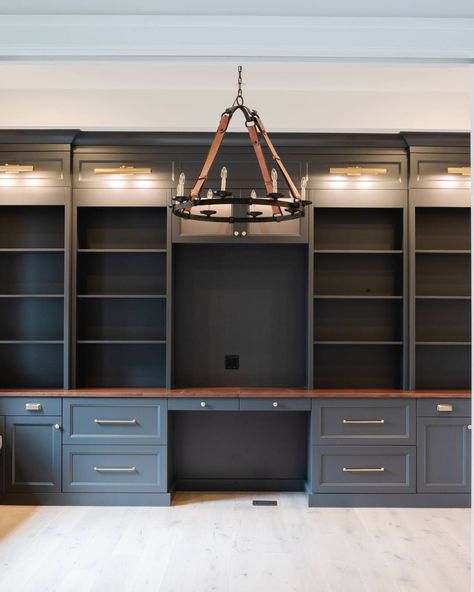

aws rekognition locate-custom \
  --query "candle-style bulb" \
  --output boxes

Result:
[250,189,257,199]
[220,166,228,191]
[301,176,308,199]
[271,168,278,193]
[177,172,185,197]
[206,189,213,199]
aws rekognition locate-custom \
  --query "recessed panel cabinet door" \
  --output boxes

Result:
[417,417,471,493]
[5,416,61,493]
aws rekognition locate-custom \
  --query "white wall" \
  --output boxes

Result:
[0,63,469,132]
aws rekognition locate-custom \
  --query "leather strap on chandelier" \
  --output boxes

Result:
[171,66,311,224]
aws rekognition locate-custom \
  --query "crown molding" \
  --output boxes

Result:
[0,16,473,60]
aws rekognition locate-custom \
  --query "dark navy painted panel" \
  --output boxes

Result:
[63,398,167,445]
[5,416,61,493]
[312,399,415,446]
[168,398,239,411]
[63,445,167,493]
[417,399,471,418]
[0,397,61,416]
[239,398,311,411]
[417,417,471,493]
[312,445,416,494]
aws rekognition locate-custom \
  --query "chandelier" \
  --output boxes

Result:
[170,66,311,223]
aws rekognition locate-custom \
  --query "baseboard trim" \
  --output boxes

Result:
[308,493,471,508]
[173,479,306,492]
[0,492,172,507]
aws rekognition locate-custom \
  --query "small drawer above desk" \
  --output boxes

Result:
[239,398,311,412]
[168,398,239,412]
[0,397,61,416]
[312,399,416,446]
[417,399,471,417]
[63,398,167,445]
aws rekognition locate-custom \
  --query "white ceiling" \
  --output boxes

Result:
[0,0,473,17]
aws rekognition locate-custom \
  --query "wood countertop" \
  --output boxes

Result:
[0,388,470,399]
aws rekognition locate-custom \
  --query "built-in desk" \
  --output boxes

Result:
[0,389,470,507]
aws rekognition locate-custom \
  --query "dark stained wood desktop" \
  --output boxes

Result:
[0,387,470,398]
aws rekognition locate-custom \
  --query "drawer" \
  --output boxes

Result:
[312,399,415,446]
[168,398,239,412]
[417,399,471,418]
[312,445,415,494]
[63,445,167,493]
[0,397,61,416]
[63,398,167,445]
[240,398,311,412]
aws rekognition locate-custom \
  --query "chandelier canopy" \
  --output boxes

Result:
[170,66,311,224]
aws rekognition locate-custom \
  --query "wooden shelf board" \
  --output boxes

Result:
[76,294,167,299]
[77,249,166,253]
[77,340,166,345]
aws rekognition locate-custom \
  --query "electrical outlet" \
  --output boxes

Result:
[225,354,239,370]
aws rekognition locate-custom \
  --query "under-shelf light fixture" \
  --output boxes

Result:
[329,166,388,177]
[94,166,152,175]
[0,164,34,174]
[447,167,471,177]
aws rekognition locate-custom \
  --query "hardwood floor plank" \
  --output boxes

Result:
[0,495,469,592]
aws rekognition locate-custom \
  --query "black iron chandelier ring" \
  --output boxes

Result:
[170,66,311,224]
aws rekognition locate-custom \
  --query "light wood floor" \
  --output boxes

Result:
[0,493,469,592]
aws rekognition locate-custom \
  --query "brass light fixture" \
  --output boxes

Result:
[170,66,311,224]
[94,166,152,175]
[447,166,471,177]
[329,166,387,176]
[0,164,34,174]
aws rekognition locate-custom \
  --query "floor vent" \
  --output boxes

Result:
[252,500,278,506]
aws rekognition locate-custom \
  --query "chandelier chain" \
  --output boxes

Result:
[234,65,244,107]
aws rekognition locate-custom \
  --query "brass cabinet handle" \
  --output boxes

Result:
[94,466,137,473]
[200,401,207,408]
[25,403,42,411]
[272,401,279,408]
[437,404,453,412]
[94,419,138,425]
[343,419,385,425]
[343,467,385,473]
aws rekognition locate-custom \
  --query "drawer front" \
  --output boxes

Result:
[0,397,61,416]
[312,399,415,446]
[63,445,167,493]
[240,398,311,412]
[312,445,415,494]
[168,398,239,411]
[417,399,471,418]
[63,398,167,445]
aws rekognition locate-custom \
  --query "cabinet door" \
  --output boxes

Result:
[417,417,471,493]
[5,416,61,493]
[172,151,307,243]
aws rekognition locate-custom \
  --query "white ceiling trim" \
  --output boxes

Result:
[0,16,474,60]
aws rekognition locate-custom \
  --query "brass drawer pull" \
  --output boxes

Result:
[25,403,42,411]
[343,467,385,473]
[343,419,385,425]
[437,404,453,412]
[94,419,137,425]
[94,466,137,473]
